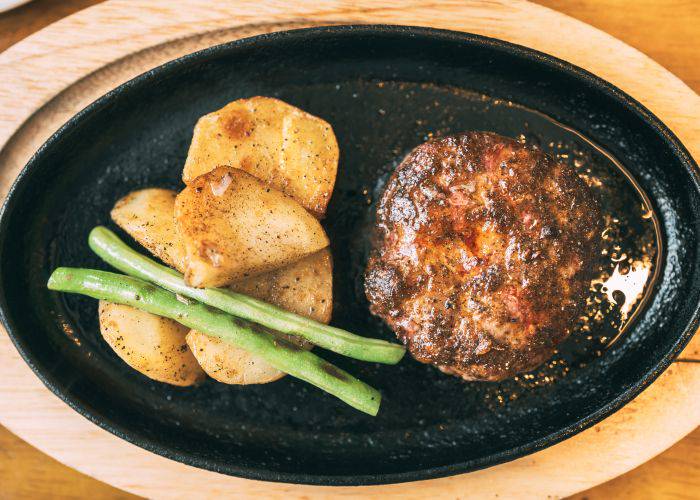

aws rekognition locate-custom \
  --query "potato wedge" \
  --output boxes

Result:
[98,301,205,386]
[231,248,333,324]
[111,188,186,271]
[111,187,333,318]
[188,248,332,384]
[176,166,329,288]
[110,189,332,320]
[185,330,311,385]
[110,184,333,384]
[182,96,339,216]
[109,188,333,384]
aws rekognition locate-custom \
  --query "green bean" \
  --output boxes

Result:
[47,267,381,416]
[88,226,405,364]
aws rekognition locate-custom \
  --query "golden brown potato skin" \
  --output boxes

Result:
[175,166,330,288]
[186,249,332,385]
[185,331,311,385]
[183,96,339,217]
[110,188,332,321]
[98,301,205,386]
[105,97,339,386]
[111,188,186,270]
[109,186,334,385]
[231,248,333,324]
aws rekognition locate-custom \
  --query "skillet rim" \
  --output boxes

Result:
[0,24,698,485]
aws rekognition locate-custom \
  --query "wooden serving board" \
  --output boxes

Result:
[0,1,698,498]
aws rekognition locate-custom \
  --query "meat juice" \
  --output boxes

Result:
[344,81,661,393]
[513,118,661,389]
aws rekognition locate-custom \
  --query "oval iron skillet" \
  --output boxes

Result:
[0,25,699,485]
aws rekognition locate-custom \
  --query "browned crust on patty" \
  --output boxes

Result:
[365,132,602,381]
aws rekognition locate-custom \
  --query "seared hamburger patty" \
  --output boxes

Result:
[365,132,601,381]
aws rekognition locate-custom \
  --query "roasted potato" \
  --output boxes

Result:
[111,188,186,270]
[109,186,333,385]
[110,186,332,321]
[231,248,333,324]
[182,96,339,216]
[98,301,205,386]
[189,248,332,384]
[185,330,310,385]
[175,166,329,288]
[110,189,332,320]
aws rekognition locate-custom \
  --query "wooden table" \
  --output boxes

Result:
[0,1,697,498]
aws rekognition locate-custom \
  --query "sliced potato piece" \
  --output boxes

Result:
[186,330,311,385]
[109,186,333,384]
[111,188,186,271]
[98,301,205,386]
[188,248,332,384]
[183,96,339,216]
[176,166,329,288]
[231,248,333,324]
[110,188,332,322]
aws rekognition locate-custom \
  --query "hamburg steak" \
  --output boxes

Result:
[365,132,602,381]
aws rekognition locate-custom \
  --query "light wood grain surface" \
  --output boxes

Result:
[0,1,697,498]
